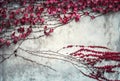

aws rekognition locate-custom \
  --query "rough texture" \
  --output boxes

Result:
[0,11,120,81]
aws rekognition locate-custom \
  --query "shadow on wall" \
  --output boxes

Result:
[116,22,120,51]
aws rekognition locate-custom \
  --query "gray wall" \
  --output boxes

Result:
[0,11,120,81]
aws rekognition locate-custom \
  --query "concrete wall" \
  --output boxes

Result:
[0,11,120,81]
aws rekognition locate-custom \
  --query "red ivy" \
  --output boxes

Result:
[0,0,120,47]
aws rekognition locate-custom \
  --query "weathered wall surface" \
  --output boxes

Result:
[0,11,120,81]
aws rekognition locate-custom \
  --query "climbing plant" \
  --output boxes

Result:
[0,0,120,81]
